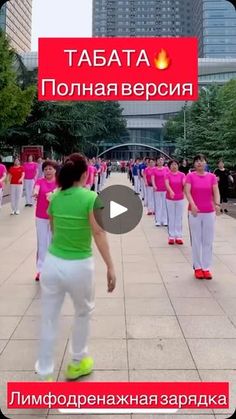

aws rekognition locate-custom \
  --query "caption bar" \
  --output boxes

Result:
[38,37,198,101]
[8,382,229,412]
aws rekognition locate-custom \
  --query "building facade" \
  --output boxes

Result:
[0,0,32,53]
[93,0,193,37]
[194,0,236,58]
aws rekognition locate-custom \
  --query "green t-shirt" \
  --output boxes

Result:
[48,187,98,260]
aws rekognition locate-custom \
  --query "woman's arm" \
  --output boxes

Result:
[0,171,6,184]
[19,171,25,184]
[165,178,174,198]
[213,184,221,215]
[89,211,116,292]
[151,175,156,191]
[184,183,198,216]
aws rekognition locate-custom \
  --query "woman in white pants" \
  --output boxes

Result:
[185,154,220,280]
[8,157,25,215]
[151,157,169,226]
[23,155,38,207]
[0,157,7,209]
[165,160,185,245]
[143,158,155,215]
[35,153,116,381]
[33,160,57,282]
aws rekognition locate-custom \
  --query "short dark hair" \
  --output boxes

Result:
[168,159,179,168]
[57,153,87,190]
[42,160,58,171]
[193,154,207,164]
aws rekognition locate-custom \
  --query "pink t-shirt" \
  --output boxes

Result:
[186,172,217,213]
[86,165,97,186]
[35,178,57,219]
[144,167,154,186]
[166,171,185,200]
[152,167,169,191]
[23,162,38,180]
[0,163,7,189]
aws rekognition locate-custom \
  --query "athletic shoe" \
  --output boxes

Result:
[15,210,20,215]
[224,209,228,213]
[168,238,175,245]
[147,211,152,215]
[220,209,223,213]
[152,212,155,215]
[65,356,94,381]
[194,269,204,280]
[25,204,29,207]
[155,222,161,227]
[10,211,15,215]
[176,239,184,245]
[35,273,40,282]
[203,270,213,280]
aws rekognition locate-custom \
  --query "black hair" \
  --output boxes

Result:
[42,159,58,171]
[57,153,88,190]
[168,159,179,168]
[193,154,207,164]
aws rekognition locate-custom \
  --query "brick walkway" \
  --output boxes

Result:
[0,173,236,418]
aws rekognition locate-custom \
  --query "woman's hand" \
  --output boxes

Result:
[170,191,175,199]
[107,267,116,292]
[191,203,199,217]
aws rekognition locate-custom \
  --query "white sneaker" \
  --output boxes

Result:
[10,211,15,215]
[155,222,161,227]
[15,210,20,215]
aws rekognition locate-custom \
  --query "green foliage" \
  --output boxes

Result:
[163,81,236,167]
[0,31,35,134]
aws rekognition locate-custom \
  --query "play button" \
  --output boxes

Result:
[110,201,128,219]
[94,185,143,235]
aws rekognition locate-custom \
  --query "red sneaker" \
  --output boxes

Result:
[194,269,204,280]
[203,270,213,280]
[168,238,175,245]
[35,273,40,282]
[176,239,184,245]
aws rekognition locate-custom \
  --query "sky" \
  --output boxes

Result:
[31,0,92,51]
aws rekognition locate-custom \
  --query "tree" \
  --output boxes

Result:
[0,30,35,136]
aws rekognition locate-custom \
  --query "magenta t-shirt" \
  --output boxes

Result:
[86,165,97,186]
[35,178,57,219]
[166,171,185,200]
[186,172,217,213]
[152,167,169,191]
[0,164,7,189]
[23,162,38,180]
[144,167,154,186]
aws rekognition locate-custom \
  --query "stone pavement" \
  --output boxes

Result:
[0,173,236,419]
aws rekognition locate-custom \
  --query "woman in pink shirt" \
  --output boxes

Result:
[23,155,38,207]
[185,154,220,280]
[151,156,169,226]
[33,160,57,281]
[143,158,155,215]
[0,157,7,210]
[165,160,185,245]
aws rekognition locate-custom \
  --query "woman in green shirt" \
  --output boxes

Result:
[35,153,116,381]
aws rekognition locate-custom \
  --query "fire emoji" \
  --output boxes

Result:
[154,49,171,70]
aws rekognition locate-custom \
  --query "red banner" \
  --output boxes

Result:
[38,37,198,101]
[8,382,228,411]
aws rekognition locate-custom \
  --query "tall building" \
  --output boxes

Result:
[0,0,32,53]
[93,0,193,37]
[194,0,236,58]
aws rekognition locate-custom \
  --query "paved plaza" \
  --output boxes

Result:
[0,173,236,418]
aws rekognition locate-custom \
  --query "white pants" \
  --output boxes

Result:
[36,253,95,376]
[101,172,106,189]
[188,212,215,270]
[133,175,140,194]
[146,186,154,212]
[36,218,52,273]
[0,188,3,208]
[10,184,23,212]
[94,176,98,193]
[140,178,146,201]
[154,191,167,225]
[166,199,184,239]
[24,179,35,205]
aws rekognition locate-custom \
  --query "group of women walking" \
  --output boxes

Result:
[132,154,234,280]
